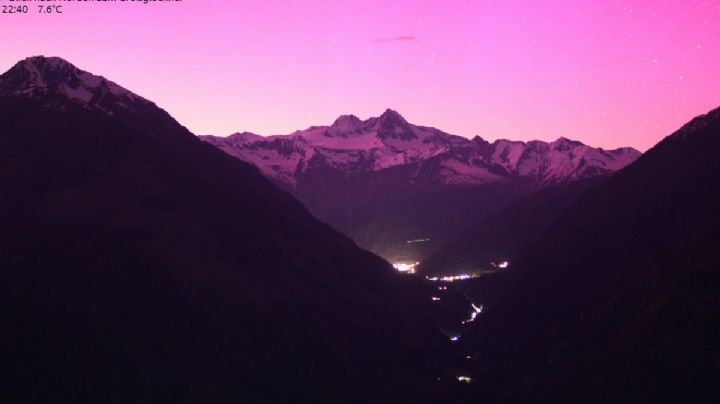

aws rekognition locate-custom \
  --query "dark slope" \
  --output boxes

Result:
[203,115,639,266]
[463,107,720,402]
[296,163,529,264]
[419,178,603,275]
[0,57,462,403]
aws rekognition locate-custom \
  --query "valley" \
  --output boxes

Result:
[1,54,718,402]
[202,110,640,267]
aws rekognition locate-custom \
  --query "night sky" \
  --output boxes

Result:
[1,0,719,150]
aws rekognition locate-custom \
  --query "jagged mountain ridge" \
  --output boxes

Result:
[201,109,639,264]
[0,56,465,402]
[202,109,640,188]
[0,56,149,115]
[458,105,720,402]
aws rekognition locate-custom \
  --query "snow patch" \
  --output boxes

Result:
[199,110,640,186]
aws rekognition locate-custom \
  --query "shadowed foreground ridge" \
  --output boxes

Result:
[419,177,603,275]
[0,56,462,402]
[463,106,720,402]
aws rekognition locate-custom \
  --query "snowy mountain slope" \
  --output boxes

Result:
[202,109,640,188]
[458,105,720,402]
[0,56,466,402]
[201,109,640,264]
[0,56,150,115]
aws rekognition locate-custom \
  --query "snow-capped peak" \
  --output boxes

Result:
[367,108,416,141]
[550,136,583,151]
[200,109,641,188]
[0,56,148,113]
[331,114,363,131]
[377,108,408,125]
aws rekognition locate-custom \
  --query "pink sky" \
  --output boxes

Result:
[1,0,719,151]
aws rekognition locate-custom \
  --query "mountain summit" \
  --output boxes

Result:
[461,105,720,402]
[202,110,640,263]
[0,56,148,114]
[203,110,640,187]
[0,56,461,402]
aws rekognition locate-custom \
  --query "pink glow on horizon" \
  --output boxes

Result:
[1,1,719,151]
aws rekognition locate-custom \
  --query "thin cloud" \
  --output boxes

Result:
[371,36,417,43]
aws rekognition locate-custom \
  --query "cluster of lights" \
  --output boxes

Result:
[449,335,460,342]
[425,261,509,283]
[392,261,419,274]
[425,273,480,282]
[461,303,484,325]
[457,376,473,383]
[431,296,441,301]
[405,238,431,244]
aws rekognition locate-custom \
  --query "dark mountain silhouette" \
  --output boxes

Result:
[419,177,603,275]
[460,106,720,402]
[0,57,465,402]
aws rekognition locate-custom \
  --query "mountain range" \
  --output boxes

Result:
[4,55,718,402]
[202,110,639,188]
[0,56,468,402]
[456,105,720,402]
[202,110,640,265]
